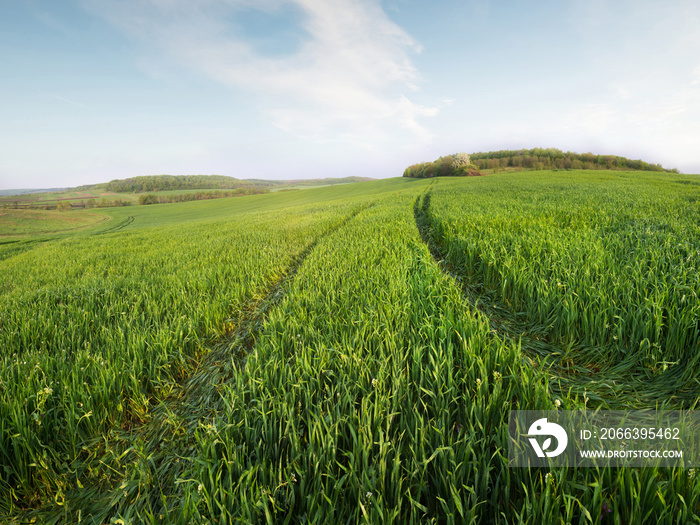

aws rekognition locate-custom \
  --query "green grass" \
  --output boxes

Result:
[173,190,549,523]
[0,188,246,207]
[422,171,700,406]
[0,176,378,208]
[0,180,416,258]
[1,172,700,523]
[83,178,416,232]
[0,188,119,206]
[0,208,107,236]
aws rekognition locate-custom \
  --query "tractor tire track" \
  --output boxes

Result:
[60,202,374,523]
[168,202,374,425]
[413,185,677,408]
[94,215,134,235]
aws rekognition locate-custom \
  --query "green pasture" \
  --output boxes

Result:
[1,171,700,523]
[0,188,236,207]
[0,176,378,208]
[0,209,108,236]
[87,178,416,231]
[0,188,117,205]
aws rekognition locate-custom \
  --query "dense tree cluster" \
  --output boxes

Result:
[403,153,482,178]
[105,175,269,193]
[470,148,678,173]
[5,198,133,210]
[138,188,270,205]
[104,175,374,193]
[84,198,132,208]
[137,194,160,205]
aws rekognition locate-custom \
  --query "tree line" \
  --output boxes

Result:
[137,188,270,205]
[403,153,482,178]
[3,198,133,210]
[404,148,679,178]
[470,148,679,172]
[3,188,270,211]
[105,175,269,193]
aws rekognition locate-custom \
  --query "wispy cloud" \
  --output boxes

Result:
[692,65,700,86]
[84,0,437,144]
[552,75,700,170]
[32,88,89,109]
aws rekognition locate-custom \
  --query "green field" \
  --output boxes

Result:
[0,188,253,208]
[0,209,108,236]
[1,171,700,523]
[0,188,124,207]
[0,176,374,210]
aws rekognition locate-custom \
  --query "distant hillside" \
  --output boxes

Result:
[105,175,261,193]
[404,148,679,178]
[0,188,67,196]
[104,174,375,193]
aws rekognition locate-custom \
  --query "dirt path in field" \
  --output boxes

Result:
[412,184,690,409]
[53,202,374,522]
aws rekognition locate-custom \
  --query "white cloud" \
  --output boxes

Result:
[551,75,700,171]
[84,0,437,144]
[692,65,700,86]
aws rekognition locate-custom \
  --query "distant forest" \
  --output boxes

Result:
[137,187,270,205]
[471,148,678,173]
[104,174,374,193]
[404,148,678,178]
[105,175,262,193]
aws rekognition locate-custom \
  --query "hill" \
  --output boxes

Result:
[104,174,261,193]
[0,188,67,197]
[106,174,375,193]
[403,148,679,177]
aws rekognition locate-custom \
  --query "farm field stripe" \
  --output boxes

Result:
[412,186,664,408]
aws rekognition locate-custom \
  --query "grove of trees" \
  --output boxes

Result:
[404,149,678,178]
[403,153,482,178]
[137,188,270,205]
[469,148,678,173]
[105,175,269,193]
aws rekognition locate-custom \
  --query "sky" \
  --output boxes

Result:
[1,0,699,189]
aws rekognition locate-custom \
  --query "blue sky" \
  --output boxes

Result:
[2,0,699,189]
